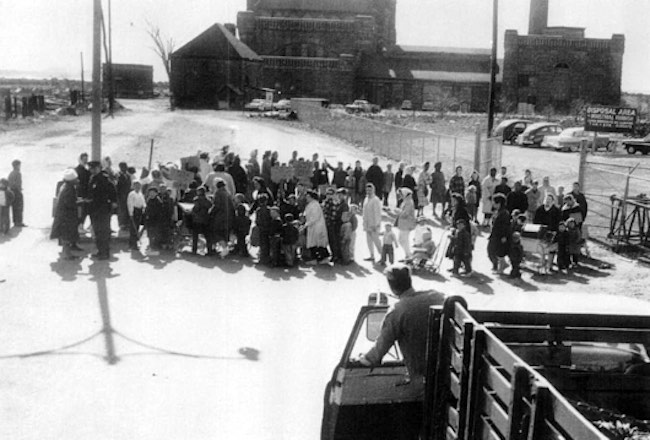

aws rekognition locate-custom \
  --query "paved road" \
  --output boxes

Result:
[0,100,648,440]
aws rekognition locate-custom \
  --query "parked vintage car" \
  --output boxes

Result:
[543,127,612,152]
[400,100,413,110]
[244,98,273,111]
[516,122,563,147]
[273,99,291,111]
[492,119,531,144]
[345,99,380,114]
[622,134,650,155]
[421,101,435,111]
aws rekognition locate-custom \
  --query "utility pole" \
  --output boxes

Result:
[107,0,114,115]
[487,0,498,137]
[80,52,85,103]
[91,0,102,161]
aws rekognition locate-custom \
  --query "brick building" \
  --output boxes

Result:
[173,0,496,111]
[502,0,625,113]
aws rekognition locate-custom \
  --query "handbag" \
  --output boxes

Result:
[250,225,260,247]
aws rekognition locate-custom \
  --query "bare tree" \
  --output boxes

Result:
[145,20,175,108]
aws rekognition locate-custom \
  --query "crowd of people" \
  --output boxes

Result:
[49,146,589,278]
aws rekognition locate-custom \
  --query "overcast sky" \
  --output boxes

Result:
[0,0,648,92]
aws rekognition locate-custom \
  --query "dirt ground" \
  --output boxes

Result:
[0,99,649,440]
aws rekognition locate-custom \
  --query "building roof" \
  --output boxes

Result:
[172,23,262,61]
[392,45,492,56]
[358,56,503,83]
[249,0,374,14]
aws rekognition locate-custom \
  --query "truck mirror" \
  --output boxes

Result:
[366,311,384,342]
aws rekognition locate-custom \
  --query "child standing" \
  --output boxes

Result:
[555,221,570,272]
[465,185,478,223]
[566,217,582,268]
[509,231,524,278]
[339,211,353,265]
[452,219,473,276]
[282,213,300,267]
[233,204,252,257]
[379,223,398,265]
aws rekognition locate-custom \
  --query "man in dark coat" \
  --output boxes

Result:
[365,157,384,198]
[210,179,235,257]
[228,156,248,196]
[8,159,25,227]
[533,194,561,231]
[506,181,528,214]
[488,193,511,273]
[144,187,165,255]
[51,169,81,260]
[494,177,512,197]
[75,153,91,230]
[191,186,214,255]
[116,161,132,231]
[327,161,348,189]
[86,161,117,260]
[570,182,588,221]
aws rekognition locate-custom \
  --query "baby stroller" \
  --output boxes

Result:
[408,224,448,274]
[174,202,196,253]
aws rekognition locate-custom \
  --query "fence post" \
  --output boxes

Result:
[474,125,481,173]
[578,139,588,191]
[437,135,441,162]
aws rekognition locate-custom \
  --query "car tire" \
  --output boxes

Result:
[569,144,579,153]
[627,145,637,155]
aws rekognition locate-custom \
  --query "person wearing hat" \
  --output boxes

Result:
[51,169,81,260]
[487,192,511,274]
[210,178,235,257]
[7,159,26,227]
[322,187,340,261]
[358,264,446,387]
[75,152,91,232]
[300,189,330,264]
[86,160,117,260]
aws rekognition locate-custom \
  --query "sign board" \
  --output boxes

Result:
[181,155,201,171]
[293,160,313,185]
[585,107,637,133]
[270,164,295,183]
[168,168,195,189]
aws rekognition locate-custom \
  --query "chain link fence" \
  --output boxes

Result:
[583,156,650,247]
[293,101,502,178]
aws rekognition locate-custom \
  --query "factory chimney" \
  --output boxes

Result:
[528,0,548,35]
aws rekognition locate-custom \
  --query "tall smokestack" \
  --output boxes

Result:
[528,0,548,35]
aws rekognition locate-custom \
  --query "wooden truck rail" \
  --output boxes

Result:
[425,297,650,440]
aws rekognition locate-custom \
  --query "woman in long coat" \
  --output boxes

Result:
[210,179,235,257]
[300,190,329,263]
[51,169,80,259]
[396,187,417,261]
[481,167,499,226]
[416,162,431,216]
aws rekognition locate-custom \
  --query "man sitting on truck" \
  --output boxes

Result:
[358,264,445,386]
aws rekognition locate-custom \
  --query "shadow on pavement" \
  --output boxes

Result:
[0,226,22,244]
